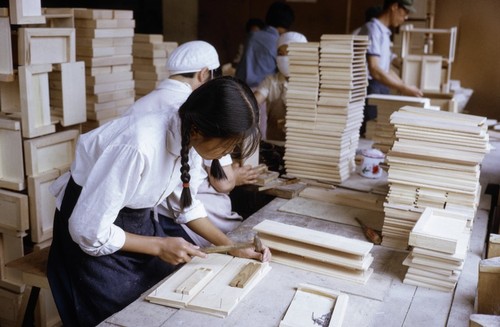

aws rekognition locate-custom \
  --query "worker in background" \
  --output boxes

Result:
[47,75,267,326]
[254,31,308,142]
[358,0,423,136]
[150,41,260,247]
[232,18,266,68]
[235,1,295,88]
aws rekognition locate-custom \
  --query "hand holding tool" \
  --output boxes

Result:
[201,235,263,254]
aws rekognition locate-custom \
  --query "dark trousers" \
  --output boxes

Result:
[47,176,175,327]
[361,79,390,136]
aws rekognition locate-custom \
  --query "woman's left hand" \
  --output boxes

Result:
[229,245,272,262]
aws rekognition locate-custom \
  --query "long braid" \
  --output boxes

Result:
[210,159,227,180]
[179,119,192,209]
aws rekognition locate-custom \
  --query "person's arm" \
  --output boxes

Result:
[232,162,259,186]
[367,55,423,97]
[186,217,271,262]
[206,154,236,193]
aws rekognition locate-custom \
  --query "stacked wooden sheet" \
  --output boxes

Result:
[284,35,369,183]
[253,219,374,284]
[132,34,177,99]
[403,208,470,292]
[381,106,490,249]
[365,94,431,153]
[73,8,136,132]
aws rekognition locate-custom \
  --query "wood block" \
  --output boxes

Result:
[0,189,29,232]
[75,27,134,39]
[255,171,279,186]
[18,65,56,138]
[49,62,86,126]
[228,262,260,288]
[174,268,213,295]
[23,129,78,177]
[487,234,500,259]
[133,33,164,43]
[9,0,45,24]
[279,283,348,327]
[18,28,75,66]
[477,257,500,315]
[73,8,113,20]
[0,17,14,82]
[469,314,500,327]
[0,116,25,190]
[27,167,69,243]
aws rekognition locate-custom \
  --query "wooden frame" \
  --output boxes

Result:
[23,129,78,177]
[49,62,86,126]
[8,0,46,25]
[0,189,29,233]
[0,17,14,82]
[279,283,348,327]
[0,117,25,190]
[477,257,500,315]
[18,64,56,138]
[27,167,68,243]
[18,28,75,66]
[253,220,373,284]
[146,254,271,318]
[0,230,25,293]
[0,74,21,113]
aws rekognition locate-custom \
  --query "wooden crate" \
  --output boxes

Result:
[0,116,25,190]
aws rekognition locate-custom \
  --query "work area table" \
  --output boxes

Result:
[98,135,499,327]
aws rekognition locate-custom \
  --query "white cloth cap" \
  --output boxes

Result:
[167,40,220,76]
[277,31,307,48]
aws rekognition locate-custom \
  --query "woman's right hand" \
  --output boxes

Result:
[156,237,207,265]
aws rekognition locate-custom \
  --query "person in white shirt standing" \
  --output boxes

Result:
[47,69,268,325]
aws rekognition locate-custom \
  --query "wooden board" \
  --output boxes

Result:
[279,283,348,327]
[146,254,271,317]
[0,189,29,232]
[18,28,75,66]
[477,257,500,315]
[0,116,25,190]
[8,0,45,24]
[23,129,79,177]
[0,17,13,82]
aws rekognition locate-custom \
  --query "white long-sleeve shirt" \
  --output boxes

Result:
[50,80,207,256]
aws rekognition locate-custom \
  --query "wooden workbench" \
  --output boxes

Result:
[97,134,500,327]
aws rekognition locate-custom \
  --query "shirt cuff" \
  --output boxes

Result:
[175,199,208,224]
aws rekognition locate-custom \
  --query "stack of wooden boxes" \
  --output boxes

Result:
[284,35,369,184]
[132,33,177,99]
[381,106,490,250]
[73,8,135,132]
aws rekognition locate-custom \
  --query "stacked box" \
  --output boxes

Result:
[132,34,177,99]
[73,9,135,132]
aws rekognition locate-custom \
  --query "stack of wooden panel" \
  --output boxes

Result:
[73,8,135,132]
[132,34,177,99]
[381,106,490,249]
[284,35,369,183]
[403,207,470,291]
[365,94,431,153]
[253,220,374,284]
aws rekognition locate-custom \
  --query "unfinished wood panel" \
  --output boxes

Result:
[23,129,78,177]
[0,231,25,293]
[0,17,13,82]
[18,64,56,138]
[280,283,348,327]
[49,62,86,126]
[146,254,271,317]
[402,55,422,88]
[421,55,443,92]
[0,116,25,190]
[174,268,213,295]
[469,314,500,327]
[42,7,75,28]
[9,0,45,25]
[487,234,500,259]
[409,208,468,254]
[0,189,29,232]
[0,287,23,326]
[0,75,21,113]
[18,28,75,66]
[477,257,500,315]
[27,168,67,243]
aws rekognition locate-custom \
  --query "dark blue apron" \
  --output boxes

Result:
[361,79,391,136]
[47,176,175,327]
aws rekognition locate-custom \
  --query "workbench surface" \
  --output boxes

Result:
[98,134,500,327]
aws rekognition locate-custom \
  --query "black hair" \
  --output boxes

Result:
[265,1,295,29]
[365,6,383,21]
[383,0,407,11]
[178,76,261,208]
[245,18,266,33]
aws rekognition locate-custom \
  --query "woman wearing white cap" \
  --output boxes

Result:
[47,67,266,325]
[254,31,307,142]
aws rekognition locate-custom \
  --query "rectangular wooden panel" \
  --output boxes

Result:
[0,189,29,232]
[0,17,13,82]
[18,28,75,66]
[0,116,25,190]
[420,55,442,92]
[8,0,45,24]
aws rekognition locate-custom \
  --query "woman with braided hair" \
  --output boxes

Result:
[47,76,266,327]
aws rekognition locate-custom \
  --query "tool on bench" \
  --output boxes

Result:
[355,217,382,245]
[201,235,263,254]
[258,177,300,191]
